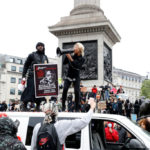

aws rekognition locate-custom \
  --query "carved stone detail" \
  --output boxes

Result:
[104,43,112,82]
[62,40,98,80]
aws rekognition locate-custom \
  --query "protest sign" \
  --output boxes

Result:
[34,64,58,98]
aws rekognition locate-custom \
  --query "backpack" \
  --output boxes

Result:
[37,123,62,150]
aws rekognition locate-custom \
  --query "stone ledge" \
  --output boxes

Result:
[49,25,120,44]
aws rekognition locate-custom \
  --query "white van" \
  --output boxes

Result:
[5,112,150,150]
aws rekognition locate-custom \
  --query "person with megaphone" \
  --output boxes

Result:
[62,42,85,112]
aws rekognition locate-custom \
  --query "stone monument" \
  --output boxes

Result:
[49,0,121,89]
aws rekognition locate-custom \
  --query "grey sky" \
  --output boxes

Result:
[0,0,149,76]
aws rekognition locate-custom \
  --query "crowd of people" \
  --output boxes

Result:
[0,95,150,150]
[0,84,144,118]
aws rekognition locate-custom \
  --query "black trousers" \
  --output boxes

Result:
[62,78,80,111]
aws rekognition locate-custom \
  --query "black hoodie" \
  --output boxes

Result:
[0,117,26,150]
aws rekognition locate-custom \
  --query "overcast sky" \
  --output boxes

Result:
[0,0,150,76]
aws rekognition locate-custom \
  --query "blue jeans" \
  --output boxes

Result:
[105,90,109,100]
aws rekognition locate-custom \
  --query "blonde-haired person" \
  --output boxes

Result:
[74,42,84,56]
[62,42,85,112]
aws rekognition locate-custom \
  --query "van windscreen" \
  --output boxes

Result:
[25,117,44,146]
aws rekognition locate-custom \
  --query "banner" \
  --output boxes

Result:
[117,93,129,100]
[34,64,58,98]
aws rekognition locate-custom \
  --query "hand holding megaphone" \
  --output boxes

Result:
[56,47,74,57]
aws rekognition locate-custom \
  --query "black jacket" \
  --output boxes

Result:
[63,54,85,79]
[0,117,26,150]
[22,51,48,78]
[116,127,127,143]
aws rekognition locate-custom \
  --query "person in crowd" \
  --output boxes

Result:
[0,102,4,111]
[80,86,87,108]
[31,98,96,150]
[0,113,26,150]
[80,82,84,88]
[92,85,97,99]
[112,99,118,114]
[139,99,143,106]
[138,100,150,133]
[116,124,127,143]
[11,101,15,111]
[62,43,85,112]
[104,84,110,100]
[96,92,100,102]
[21,42,48,111]
[138,118,150,132]
[122,100,125,116]
[117,85,124,94]
[106,100,111,114]
[55,100,62,112]
[0,102,2,111]
[80,92,87,112]
[99,86,105,101]
[110,85,117,96]
[97,100,102,113]
[1,101,7,111]
[134,100,140,117]
[67,93,74,112]
[109,98,114,114]
[117,98,123,115]
[96,92,101,112]
[122,132,145,150]
[125,99,132,118]
[105,122,119,142]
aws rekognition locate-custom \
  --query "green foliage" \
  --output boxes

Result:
[141,80,150,99]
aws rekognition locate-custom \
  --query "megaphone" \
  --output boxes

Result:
[56,47,74,57]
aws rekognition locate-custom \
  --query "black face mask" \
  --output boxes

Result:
[37,49,44,54]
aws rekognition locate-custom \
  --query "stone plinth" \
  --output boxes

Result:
[49,0,121,89]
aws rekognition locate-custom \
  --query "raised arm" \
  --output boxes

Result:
[55,98,96,144]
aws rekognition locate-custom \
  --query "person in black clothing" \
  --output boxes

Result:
[138,100,150,133]
[0,101,8,111]
[99,86,105,101]
[116,124,127,143]
[21,42,49,111]
[68,93,74,112]
[0,102,2,111]
[125,99,132,118]
[117,98,123,115]
[106,100,111,113]
[3,101,7,111]
[134,100,140,117]
[62,42,85,112]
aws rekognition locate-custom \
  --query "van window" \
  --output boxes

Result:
[65,131,81,149]
[58,117,81,149]
[103,120,145,150]
[25,117,44,146]
[90,119,105,150]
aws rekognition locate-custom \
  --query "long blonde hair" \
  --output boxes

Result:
[75,42,85,56]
